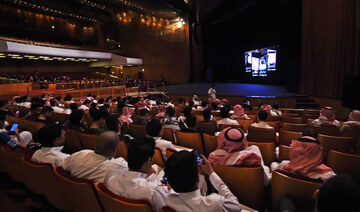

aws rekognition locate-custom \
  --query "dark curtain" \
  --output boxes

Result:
[300,0,359,99]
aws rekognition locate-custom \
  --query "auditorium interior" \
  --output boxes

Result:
[0,0,359,211]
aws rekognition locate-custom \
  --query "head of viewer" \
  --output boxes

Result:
[257,110,268,121]
[146,119,163,137]
[164,151,199,192]
[36,124,65,147]
[94,131,120,158]
[106,114,121,133]
[165,107,175,118]
[302,127,318,139]
[127,137,155,173]
[202,108,211,121]
[220,107,230,118]
[185,113,197,128]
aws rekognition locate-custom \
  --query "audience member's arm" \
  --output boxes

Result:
[14,128,27,148]
[199,155,241,211]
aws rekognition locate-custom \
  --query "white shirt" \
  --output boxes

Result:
[52,106,64,113]
[196,106,205,111]
[208,88,216,100]
[217,118,239,126]
[342,120,360,128]
[166,172,241,212]
[78,105,89,110]
[153,137,176,160]
[105,170,169,212]
[61,150,128,183]
[251,121,273,129]
[62,108,72,115]
[311,117,340,127]
[31,146,70,167]
[23,102,31,108]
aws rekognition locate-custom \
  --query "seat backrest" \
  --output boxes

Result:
[27,120,47,135]
[0,146,26,183]
[282,117,304,124]
[77,132,98,150]
[306,118,315,126]
[218,124,241,131]
[174,130,204,155]
[21,156,72,211]
[318,134,354,158]
[235,119,254,132]
[247,126,276,143]
[152,148,165,168]
[129,124,147,139]
[196,122,217,135]
[327,150,360,180]
[95,183,152,212]
[165,148,176,159]
[162,127,175,143]
[279,129,302,146]
[50,113,69,125]
[202,133,218,156]
[212,164,264,211]
[341,125,360,142]
[54,166,103,212]
[278,145,291,161]
[271,170,321,212]
[116,140,128,160]
[313,125,340,136]
[282,123,307,132]
[62,129,82,154]
[267,121,280,132]
[247,141,275,166]
[267,116,280,122]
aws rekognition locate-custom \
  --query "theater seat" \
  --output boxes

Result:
[282,117,304,124]
[95,183,152,212]
[54,166,103,212]
[212,164,264,211]
[271,170,321,212]
[165,148,176,159]
[327,150,360,179]
[279,129,302,146]
[312,125,340,136]
[279,145,291,161]
[202,133,218,156]
[117,140,128,160]
[282,123,307,132]
[77,132,98,150]
[62,129,82,154]
[247,141,276,166]
[162,128,175,144]
[235,119,254,132]
[247,126,276,143]
[196,122,217,135]
[174,130,204,155]
[318,134,354,159]
[129,124,147,139]
[152,148,165,167]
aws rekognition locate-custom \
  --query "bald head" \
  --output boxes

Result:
[94,131,119,158]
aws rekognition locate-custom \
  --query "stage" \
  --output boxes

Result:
[160,83,294,98]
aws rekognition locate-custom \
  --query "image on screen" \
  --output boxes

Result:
[244,47,277,77]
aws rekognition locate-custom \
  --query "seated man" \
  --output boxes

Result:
[314,174,360,212]
[161,107,184,131]
[231,104,250,120]
[208,127,271,186]
[251,110,273,129]
[146,119,176,160]
[61,101,72,114]
[87,109,109,135]
[31,124,69,166]
[260,104,278,117]
[133,108,150,125]
[24,102,43,120]
[164,151,242,211]
[61,131,128,183]
[50,99,64,113]
[105,137,168,212]
[33,106,54,123]
[181,114,202,133]
[196,100,208,112]
[311,107,340,127]
[341,110,360,131]
[63,110,88,132]
[0,111,32,150]
[271,128,336,181]
[78,99,91,110]
[217,106,239,126]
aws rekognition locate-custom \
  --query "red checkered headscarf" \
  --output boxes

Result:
[233,104,247,119]
[319,107,335,121]
[260,104,272,115]
[119,107,135,123]
[282,136,333,178]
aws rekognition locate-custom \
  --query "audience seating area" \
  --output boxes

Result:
[1,97,359,212]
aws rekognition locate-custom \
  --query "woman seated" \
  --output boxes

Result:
[311,107,340,127]
[208,127,271,186]
[271,128,336,181]
[231,104,250,120]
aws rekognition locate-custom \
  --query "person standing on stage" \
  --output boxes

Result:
[208,84,216,101]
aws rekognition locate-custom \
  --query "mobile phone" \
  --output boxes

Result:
[10,123,19,132]
[16,111,19,114]
[193,150,205,165]
[161,175,168,184]
[210,115,213,120]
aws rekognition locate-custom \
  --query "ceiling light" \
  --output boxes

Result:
[8,54,20,57]
[24,55,35,58]
[0,56,6,58]
[0,53,4,56]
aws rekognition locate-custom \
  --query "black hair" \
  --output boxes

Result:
[211,102,218,110]
[127,137,155,170]
[87,93,92,97]
[164,151,198,193]
[90,102,98,109]
[139,108,150,117]
[69,110,84,125]
[91,109,109,122]
[183,106,192,117]
[220,107,230,118]
[64,95,72,101]
[98,98,105,104]
[146,119,162,137]
[189,101,194,107]
[83,99,91,105]
[50,99,57,106]
[201,101,208,108]
[272,104,279,109]
[30,103,43,111]
[0,110,6,121]
[258,110,268,121]
[56,96,62,101]
[70,103,78,111]
[317,174,360,212]
[106,114,120,132]
[40,106,54,114]
[185,113,196,128]
[166,107,175,117]
[302,128,318,139]
[36,124,62,147]
[202,108,211,121]
[0,100,8,108]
